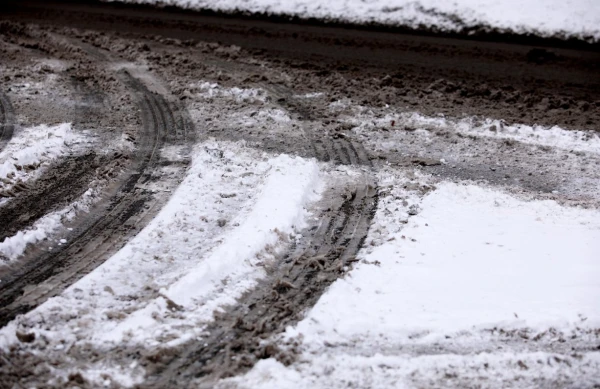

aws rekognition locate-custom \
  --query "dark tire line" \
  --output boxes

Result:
[0,60,191,328]
[140,84,377,387]
[0,92,15,152]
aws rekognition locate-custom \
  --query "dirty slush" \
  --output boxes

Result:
[0,1,599,388]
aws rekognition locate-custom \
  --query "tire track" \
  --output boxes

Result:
[0,69,192,328]
[142,84,377,387]
[0,92,15,152]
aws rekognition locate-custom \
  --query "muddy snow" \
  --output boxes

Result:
[0,7,599,388]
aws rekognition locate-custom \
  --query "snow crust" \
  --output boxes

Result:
[227,174,600,388]
[112,0,600,41]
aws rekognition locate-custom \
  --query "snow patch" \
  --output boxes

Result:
[228,173,600,388]
[111,0,600,41]
[165,153,321,307]
[0,123,93,197]
[190,81,268,103]
[353,111,600,155]
[0,187,99,261]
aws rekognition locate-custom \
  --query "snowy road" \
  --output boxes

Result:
[0,1,599,388]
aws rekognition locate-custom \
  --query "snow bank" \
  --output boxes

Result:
[111,0,600,41]
[227,177,600,388]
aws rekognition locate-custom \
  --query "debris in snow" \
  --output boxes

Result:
[15,331,35,343]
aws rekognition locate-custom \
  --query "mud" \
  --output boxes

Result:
[0,92,15,151]
[0,1,599,388]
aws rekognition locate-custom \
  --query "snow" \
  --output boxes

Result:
[0,140,323,387]
[0,187,99,262]
[225,174,600,388]
[341,108,600,155]
[191,81,268,103]
[0,123,97,262]
[236,352,600,389]
[0,123,91,190]
[294,182,600,337]
[164,153,320,307]
[112,0,600,41]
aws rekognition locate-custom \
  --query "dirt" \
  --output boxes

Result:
[0,92,15,151]
[0,1,599,388]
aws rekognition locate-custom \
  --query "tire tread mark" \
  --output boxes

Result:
[142,83,378,387]
[0,72,179,328]
[0,92,15,152]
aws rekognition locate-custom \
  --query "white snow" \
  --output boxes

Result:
[226,175,600,388]
[190,81,268,103]
[112,0,600,41]
[295,182,600,337]
[0,140,323,387]
[389,112,600,154]
[0,123,92,190]
[164,154,320,307]
[0,187,99,261]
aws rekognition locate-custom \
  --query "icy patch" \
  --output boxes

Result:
[112,0,600,42]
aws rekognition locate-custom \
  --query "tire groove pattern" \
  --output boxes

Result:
[0,71,187,328]
[143,84,378,387]
[0,92,15,152]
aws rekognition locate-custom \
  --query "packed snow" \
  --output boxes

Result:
[111,0,600,41]
[225,176,600,389]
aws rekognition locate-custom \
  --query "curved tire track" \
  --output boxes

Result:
[0,68,192,328]
[0,92,15,152]
[143,84,377,387]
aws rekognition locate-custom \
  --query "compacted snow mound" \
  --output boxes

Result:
[110,0,600,41]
